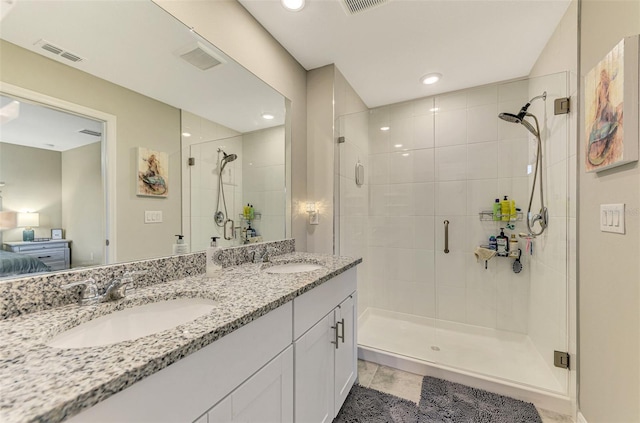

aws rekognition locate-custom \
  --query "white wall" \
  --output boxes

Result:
[579,1,640,421]
[0,142,62,241]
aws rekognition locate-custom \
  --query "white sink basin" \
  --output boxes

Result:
[264,262,324,274]
[47,298,217,349]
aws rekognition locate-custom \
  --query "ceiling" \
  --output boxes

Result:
[239,0,571,108]
[0,95,102,152]
[0,0,285,136]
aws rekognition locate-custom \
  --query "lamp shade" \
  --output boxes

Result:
[17,212,39,228]
[0,211,17,230]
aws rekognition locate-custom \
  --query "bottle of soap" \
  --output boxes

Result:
[492,198,501,221]
[509,234,519,257]
[510,199,517,220]
[489,236,497,250]
[244,204,251,220]
[501,196,510,222]
[249,204,255,220]
[172,235,189,255]
[206,236,222,276]
[496,228,508,256]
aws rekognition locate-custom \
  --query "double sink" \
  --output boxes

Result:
[47,261,324,349]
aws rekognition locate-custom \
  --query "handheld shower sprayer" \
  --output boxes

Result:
[498,91,548,237]
[214,148,238,238]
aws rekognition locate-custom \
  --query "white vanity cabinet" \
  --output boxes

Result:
[202,346,293,423]
[293,268,357,423]
[66,267,358,423]
[67,302,293,423]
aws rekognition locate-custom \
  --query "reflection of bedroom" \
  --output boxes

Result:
[0,97,103,275]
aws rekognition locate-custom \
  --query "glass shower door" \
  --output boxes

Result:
[336,100,439,364]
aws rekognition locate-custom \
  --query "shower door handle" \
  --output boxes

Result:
[444,220,450,254]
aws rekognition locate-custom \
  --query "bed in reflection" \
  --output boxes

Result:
[0,250,51,277]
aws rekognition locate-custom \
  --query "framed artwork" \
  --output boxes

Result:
[585,35,639,172]
[51,228,63,240]
[137,148,169,197]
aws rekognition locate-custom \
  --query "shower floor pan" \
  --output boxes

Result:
[358,307,571,415]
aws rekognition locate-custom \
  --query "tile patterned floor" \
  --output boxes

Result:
[357,360,574,423]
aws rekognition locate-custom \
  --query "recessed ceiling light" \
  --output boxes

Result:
[182,132,191,137]
[262,113,275,120]
[394,144,403,148]
[281,0,305,11]
[430,107,439,112]
[420,73,442,85]
[380,126,390,131]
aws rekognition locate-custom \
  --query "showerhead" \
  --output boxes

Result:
[498,91,547,137]
[498,112,523,124]
[222,152,238,163]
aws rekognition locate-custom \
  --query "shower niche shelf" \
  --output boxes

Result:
[238,212,262,222]
[478,211,523,222]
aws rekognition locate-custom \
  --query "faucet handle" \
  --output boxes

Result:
[120,270,148,295]
[61,278,99,305]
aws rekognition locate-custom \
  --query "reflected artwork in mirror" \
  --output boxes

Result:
[0,0,289,281]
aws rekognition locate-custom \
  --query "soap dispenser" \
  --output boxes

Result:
[172,235,189,255]
[206,236,222,277]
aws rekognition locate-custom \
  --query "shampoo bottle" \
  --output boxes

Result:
[172,235,189,255]
[206,236,222,277]
[509,234,519,257]
[501,196,510,222]
[492,198,501,221]
[496,228,508,256]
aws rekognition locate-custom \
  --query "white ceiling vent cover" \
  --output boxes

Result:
[341,0,390,15]
[34,39,84,63]
[176,42,226,71]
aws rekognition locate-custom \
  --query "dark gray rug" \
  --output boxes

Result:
[334,384,419,423]
[418,376,542,423]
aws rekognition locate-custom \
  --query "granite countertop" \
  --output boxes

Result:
[0,252,361,423]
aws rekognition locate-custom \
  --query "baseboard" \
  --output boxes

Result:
[577,410,588,423]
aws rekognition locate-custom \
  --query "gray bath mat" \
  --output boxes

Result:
[334,384,419,423]
[418,376,542,422]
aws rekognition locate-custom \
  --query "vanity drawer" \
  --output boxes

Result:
[20,249,66,262]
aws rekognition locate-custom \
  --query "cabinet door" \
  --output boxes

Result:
[232,346,293,423]
[334,294,356,413]
[294,313,335,423]
[206,396,232,423]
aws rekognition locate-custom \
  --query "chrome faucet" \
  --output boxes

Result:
[61,271,146,305]
[61,278,100,305]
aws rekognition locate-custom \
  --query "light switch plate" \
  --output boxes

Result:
[600,204,625,234]
[144,210,163,224]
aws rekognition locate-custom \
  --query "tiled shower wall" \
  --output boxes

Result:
[363,80,536,333]
[242,126,286,242]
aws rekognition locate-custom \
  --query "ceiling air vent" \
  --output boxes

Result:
[34,39,84,63]
[176,42,226,71]
[341,0,389,15]
[79,129,102,137]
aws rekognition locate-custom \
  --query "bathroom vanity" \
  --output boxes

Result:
[0,249,360,423]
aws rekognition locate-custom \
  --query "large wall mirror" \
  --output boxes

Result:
[0,0,290,280]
